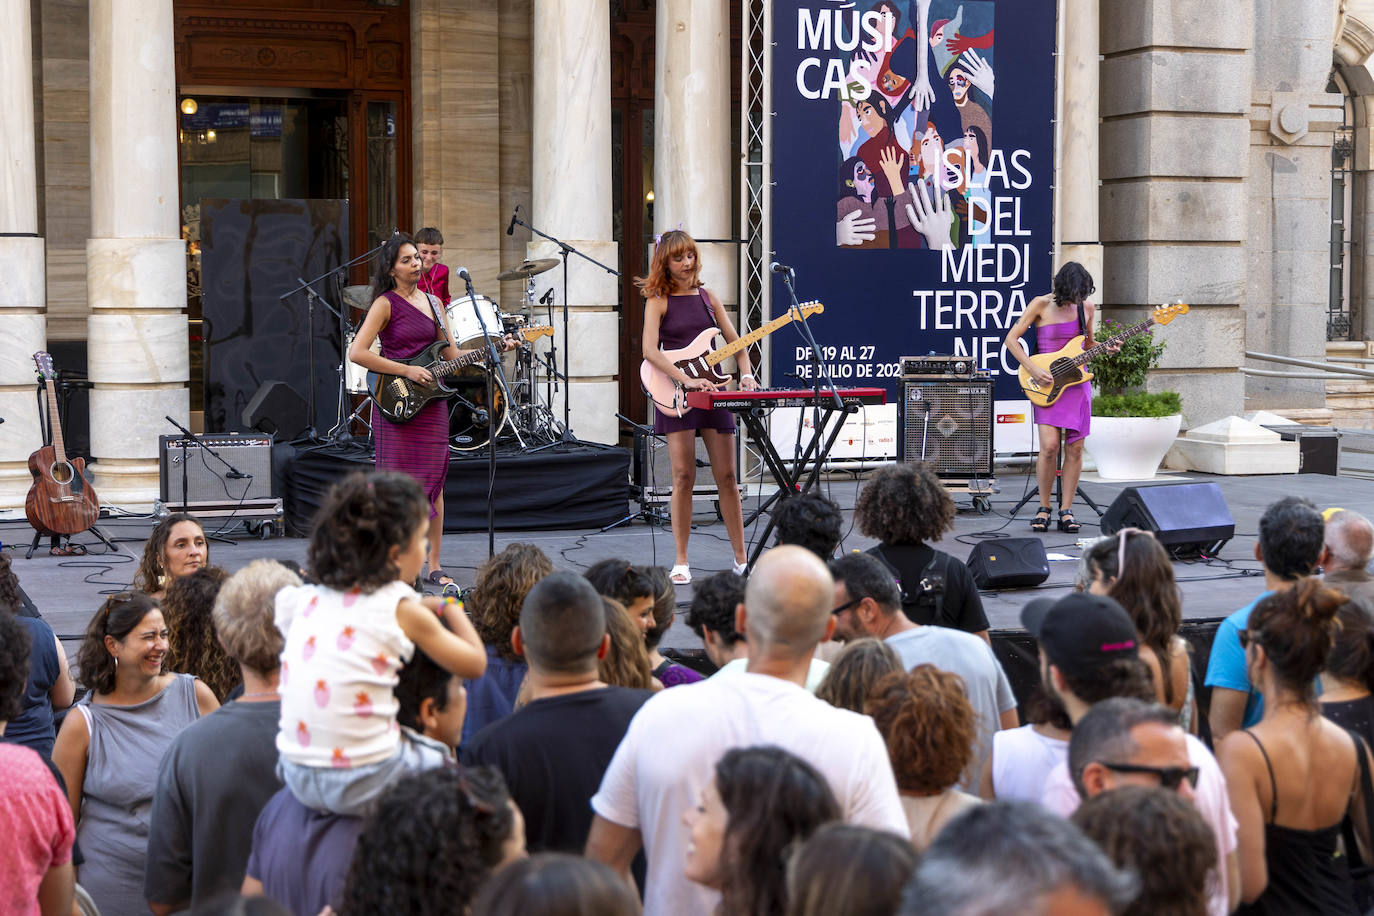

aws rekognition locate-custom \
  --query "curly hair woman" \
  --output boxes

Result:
[162,565,238,701]
[1217,578,1373,913]
[1085,529,1195,729]
[866,665,982,850]
[134,513,208,602]
[854,463,989,641]
[53,592,218,914]
[683,745,841,916]
[461,543,553,744]
[339,764,526,915]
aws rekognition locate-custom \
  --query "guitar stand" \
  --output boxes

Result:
[26,526,117,561]
[1010,426,1105,521]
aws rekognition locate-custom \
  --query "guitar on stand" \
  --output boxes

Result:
[26,351,115,557]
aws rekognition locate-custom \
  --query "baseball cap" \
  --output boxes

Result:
[1021,592,1138,679]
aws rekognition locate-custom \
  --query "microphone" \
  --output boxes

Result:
[539,287,554,306]
[506,205,520,236]
[456,267,472,282]
[769,261,794,275]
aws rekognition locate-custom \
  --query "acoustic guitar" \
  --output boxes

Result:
[1017,302,1189,408]
[367,325,553,424]
[26,351,100,536]
[640,302,825,417]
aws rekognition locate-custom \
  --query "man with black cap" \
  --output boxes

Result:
[1024,592,1240,916]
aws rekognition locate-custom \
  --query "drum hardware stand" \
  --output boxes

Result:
[509,206,621,441]
[601,413,673,532]
[460,269,517,560]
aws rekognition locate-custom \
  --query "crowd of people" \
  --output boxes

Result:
[3,464,1374,916]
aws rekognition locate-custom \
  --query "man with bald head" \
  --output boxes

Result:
[1324,509,1374,608]
[587,546,906,916]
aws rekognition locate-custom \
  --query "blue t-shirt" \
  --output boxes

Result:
[3,616,61,758]
[460,647,528,746]
[1204,592,1272,728]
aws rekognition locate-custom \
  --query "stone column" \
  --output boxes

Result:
[1057,0,1102,284]
[0,0,48,508]
[1099,0,1253,427]
[655,0,736,322]
[529,0,619,444]
[86,0,189,507]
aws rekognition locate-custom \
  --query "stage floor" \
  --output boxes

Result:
[5,468,1363,657]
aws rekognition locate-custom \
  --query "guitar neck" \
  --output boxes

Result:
[44,378,68,463]
[1073,318,1155,367]
[703,309,802,367]
[431,348,488,376]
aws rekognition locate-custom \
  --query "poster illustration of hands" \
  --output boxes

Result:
[771,0,1057,402]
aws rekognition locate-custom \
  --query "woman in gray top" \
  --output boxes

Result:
[53,592,219,915]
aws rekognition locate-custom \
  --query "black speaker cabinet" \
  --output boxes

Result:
[1101,482,1235,559]
[242,381,312,442]
[967,538,1050,589]
[897,377,994,478]
[160,434,274,504]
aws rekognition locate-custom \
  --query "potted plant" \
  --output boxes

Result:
[1082,317,1184,480]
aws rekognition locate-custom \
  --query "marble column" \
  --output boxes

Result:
[0,0,48,508]
[654,0,736,317]
[1057,0,1102,284]
[86,0,189,507]
[530,0,619,444]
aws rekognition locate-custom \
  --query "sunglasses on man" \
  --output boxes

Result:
[1099,761,1200,791]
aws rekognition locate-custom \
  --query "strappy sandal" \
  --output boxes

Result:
[426,568,460,595]
[1030,506,1051,533]
[1058,509,1081,533]
[49,543,87,557]
[670,564,692,585]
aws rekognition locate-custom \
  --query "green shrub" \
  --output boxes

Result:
[1091,391,1182,418]
[1088,319,1166,395]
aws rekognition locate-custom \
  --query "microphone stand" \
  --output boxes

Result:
[510,209,621,441]
[461,271,515,560]
[163,415,248,544]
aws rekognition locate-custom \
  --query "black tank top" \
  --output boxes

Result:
[1234,729,1359,915]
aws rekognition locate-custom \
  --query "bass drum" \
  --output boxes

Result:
[447,366,509,451]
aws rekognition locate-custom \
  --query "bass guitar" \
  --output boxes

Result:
[26,351,100,536]
[1017,302,1189,407]
[640,302,825,417]
[367,325,553,424]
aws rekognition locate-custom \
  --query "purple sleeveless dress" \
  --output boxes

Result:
[1033,317,1091,445]
[374,290,450,517]
[653,289,737,435]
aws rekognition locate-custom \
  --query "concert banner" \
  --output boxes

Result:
[769,0,1058,414]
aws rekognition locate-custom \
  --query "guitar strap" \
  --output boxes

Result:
[698,287,717,324]
[1076,301,1087,336]
[423,292,457,350]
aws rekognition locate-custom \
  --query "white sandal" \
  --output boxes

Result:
[733,561,749,576]
[669,564,692,585]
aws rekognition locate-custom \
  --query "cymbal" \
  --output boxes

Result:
[496,258,560,281]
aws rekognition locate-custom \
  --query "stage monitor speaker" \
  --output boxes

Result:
[160,434,274,504]
[242,381,311,441]
[1101,482,1235,559]
[897,377,993,478]
[967,538,1050,589]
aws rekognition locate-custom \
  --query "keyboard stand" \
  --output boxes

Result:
[739,400,861,568]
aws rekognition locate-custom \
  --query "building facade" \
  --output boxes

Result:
[2,0,1370,509]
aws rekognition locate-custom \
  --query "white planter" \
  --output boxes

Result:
[1084,414,1183,481]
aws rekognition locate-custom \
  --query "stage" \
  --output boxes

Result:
[5,464,1365,721]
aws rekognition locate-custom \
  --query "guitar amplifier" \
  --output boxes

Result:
[159,434,274,504]
[897,377,994,478]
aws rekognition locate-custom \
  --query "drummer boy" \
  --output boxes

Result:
[415,226,451,305]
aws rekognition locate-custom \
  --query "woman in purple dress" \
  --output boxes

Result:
[349,233,513,590]
[1004,262,1111,534]
[639,230,755,584]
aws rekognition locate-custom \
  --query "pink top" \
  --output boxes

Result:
[418,263,451,305]
[0,744,74,915]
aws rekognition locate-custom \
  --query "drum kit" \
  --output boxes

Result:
[336,257,567,453]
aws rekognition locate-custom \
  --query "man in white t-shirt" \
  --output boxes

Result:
[828,552,1018,788]
[586,546,907,916]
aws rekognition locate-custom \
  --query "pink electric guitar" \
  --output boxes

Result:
[640,301,824,417]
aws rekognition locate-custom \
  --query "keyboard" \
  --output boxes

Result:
[684,388,887,411]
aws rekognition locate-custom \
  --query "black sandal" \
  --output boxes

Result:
[1058,509,1081,533]
[1030,506,1051,532]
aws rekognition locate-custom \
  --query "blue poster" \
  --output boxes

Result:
[770,0,1058,400]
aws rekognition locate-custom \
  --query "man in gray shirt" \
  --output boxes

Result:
[829,553,1018,788]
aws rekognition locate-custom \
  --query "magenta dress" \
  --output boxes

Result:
[1033,317,1092,445]
[374,290,449,517]
[653,289,737,436]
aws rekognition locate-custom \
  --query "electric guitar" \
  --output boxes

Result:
[641,302,825,417]
[1017,302,1189,407]
[26,351,100,536]
[367,325,553,424]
